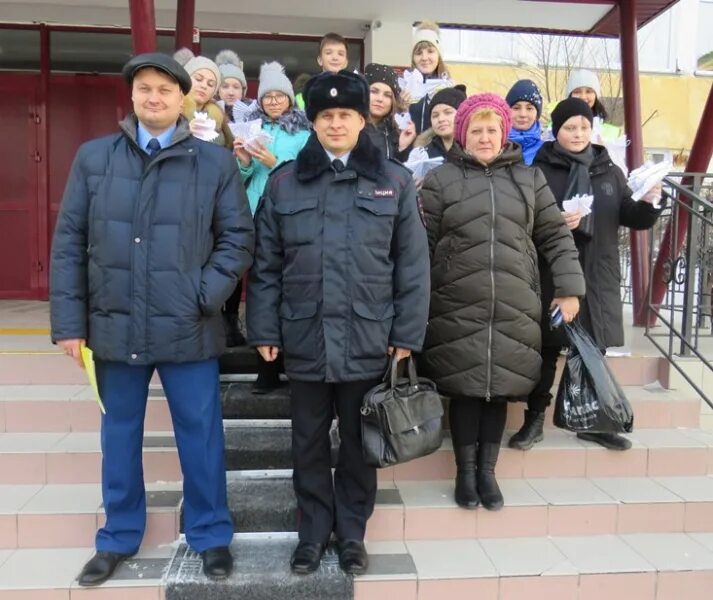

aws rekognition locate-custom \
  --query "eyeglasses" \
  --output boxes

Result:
[263,93,288,104]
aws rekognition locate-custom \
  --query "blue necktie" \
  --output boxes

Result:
[147,138,161,157]
[332,159,345,173]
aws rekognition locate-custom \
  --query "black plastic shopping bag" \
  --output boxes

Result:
[554,321,634,434]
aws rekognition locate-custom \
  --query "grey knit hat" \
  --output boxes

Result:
[257,61,295,105]
[173,48,221,87]
[565,69,601,98]
[216,49,247,89]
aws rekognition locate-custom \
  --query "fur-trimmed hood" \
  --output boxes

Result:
[295,130,385,183]
[182,95,225,129]
[245,106,311,135]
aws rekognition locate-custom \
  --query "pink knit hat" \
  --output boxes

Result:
[454,93,513,148]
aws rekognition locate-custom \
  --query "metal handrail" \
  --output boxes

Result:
[644,174,713,409]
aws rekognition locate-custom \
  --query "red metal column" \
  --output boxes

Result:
[129,0,157,54]
[649,83,713,319]
[175,0,196,51]
[620,0,650,326]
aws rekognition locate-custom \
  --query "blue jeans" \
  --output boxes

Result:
[94,358,233,554]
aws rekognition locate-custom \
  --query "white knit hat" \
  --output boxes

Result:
[173,48,221,87]
[216,49,247,89]
[413,21,441,52]
[565,69,602,98]
[257,61,295,105]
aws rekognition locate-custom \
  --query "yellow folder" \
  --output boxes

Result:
[80,344,106,415]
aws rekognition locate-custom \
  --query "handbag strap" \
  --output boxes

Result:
[387,354,419,389]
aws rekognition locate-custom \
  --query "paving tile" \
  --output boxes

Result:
[21,484,102,514]
[579,572,657,600]
[49,433,100,453]
[46,453,101,484]
[0,454,47,484]
[406,540,496,579]
[404,507,476,540]
[684,502,713,532]
[354,579,417,600]
[18,513,97,548]
[656,571,713,600]
[359,553,416,581]
[395,480,454,507]
[527,478,616,505]
[366,505,404,541]
[629,429,708,448]
[617,502,686,534]
[0,547,93,588]
[479,537,569,576]
[585,446,649,477]
[654,476,713,501]
[416,577,498,600]
[552,535,655,574]
[477,505,549,539]
[497,480,545,506]
[621,533,713,571]
[375,489,401,505]
[688,532,713,552]
[0,549,13,569]
[0,402,6,433]
[498,575,578,600]
[364,541,408,555]
[0,515,17,548]
[0,486,42,513]
[0,385,88,402]
[547,504,619,536]
[5,402,73,433]
[0,433,67,453]
[592,477,682,503]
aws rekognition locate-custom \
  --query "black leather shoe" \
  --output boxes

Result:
[337,539,368,575]
[290,541,325,574]
[577,432,632,451]
[201,546,233,579]
[77,551,131,587]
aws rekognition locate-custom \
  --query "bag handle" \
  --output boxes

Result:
[386,354,419,389]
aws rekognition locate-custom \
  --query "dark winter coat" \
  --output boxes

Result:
[246,131,430,382]
[364,119,408,162]
[533,142,663,349]
[50,114,255,364]
[419,142,585,400]
[410,95,432,135]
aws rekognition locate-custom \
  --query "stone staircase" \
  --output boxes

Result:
[2,333,713,599]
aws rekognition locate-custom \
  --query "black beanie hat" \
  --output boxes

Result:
[429,85,467,119]
[303,69,370,122]
[551,97,594,138]
[364,63,400,97]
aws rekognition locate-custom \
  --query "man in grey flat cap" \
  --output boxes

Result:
[50,53,254,585]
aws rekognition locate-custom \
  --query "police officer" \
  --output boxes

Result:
[50,53,254,585]
[246,70,429,575]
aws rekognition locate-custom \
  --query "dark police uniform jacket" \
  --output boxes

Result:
[246,131,430,382]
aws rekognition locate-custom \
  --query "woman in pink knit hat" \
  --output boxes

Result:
[419,93,585,511]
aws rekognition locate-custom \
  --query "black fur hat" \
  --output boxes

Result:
[303,70,370,122]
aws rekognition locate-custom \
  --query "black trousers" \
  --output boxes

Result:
[448,396,508,448]
[290,379,379,544]
[526,346,562,413]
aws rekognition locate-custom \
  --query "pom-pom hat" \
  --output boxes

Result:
[454,93,513,147]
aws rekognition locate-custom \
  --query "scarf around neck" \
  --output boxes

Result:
[508,121,544,166]
[552,142,595,200]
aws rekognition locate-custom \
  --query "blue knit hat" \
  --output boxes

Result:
[506,79,543,118]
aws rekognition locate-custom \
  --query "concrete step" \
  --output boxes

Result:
[0,545,171,599]
[3,426,713,485]
[220,474,713,541]
[162,532,713,600]
[0,483,182,549]
[0,432,180,484]
[380,427,713,482]
[0,383,699,433]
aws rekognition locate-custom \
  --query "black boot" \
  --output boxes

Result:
[508,410,545,451]
[477,442,504,511]
[453,444,479,509]
[577,432,632,451]
[77,551,132,587]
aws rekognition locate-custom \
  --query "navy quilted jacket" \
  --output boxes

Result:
[50,114,255,364]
